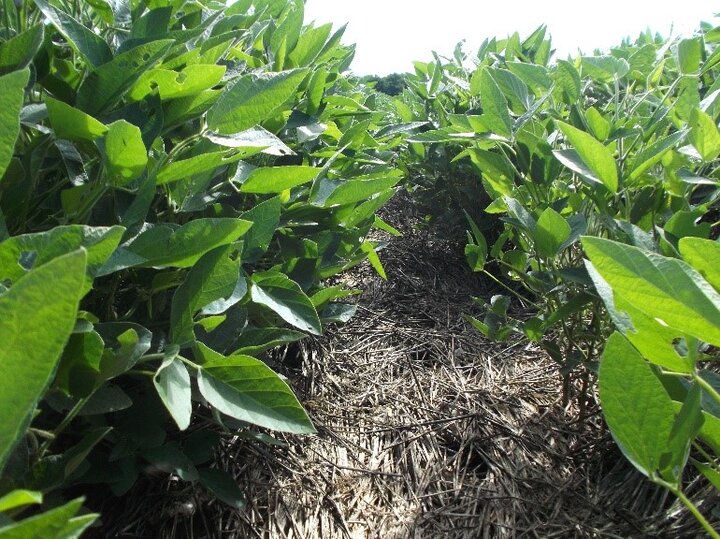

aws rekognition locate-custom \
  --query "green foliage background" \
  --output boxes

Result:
[1,0,720,536]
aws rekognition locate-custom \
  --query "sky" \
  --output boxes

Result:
[303,1,718,75]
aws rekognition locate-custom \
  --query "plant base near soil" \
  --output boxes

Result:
[97,193,714,539]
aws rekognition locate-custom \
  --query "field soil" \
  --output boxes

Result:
[100,193,712,539]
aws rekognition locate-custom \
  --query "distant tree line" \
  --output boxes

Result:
[360,73,406,96]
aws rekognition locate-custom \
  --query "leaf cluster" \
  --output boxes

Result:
[0,0,404,529]
[386,22,720,533]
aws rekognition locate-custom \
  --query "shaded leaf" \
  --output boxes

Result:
[154,356,192,431]
[198,468,245,509]
[33,0,112,67]
[250,272,322,335]
[0,25,44,75]
[107,219,251,271]
[76,40,174,115]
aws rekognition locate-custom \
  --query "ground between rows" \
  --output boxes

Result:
[100,194,712,538]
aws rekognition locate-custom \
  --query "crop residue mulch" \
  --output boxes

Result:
[106,193,712,538]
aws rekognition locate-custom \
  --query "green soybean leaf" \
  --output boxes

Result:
[55,330,105,397]
[465,243,487,272]
[466,148,516,197]
[153,356,192,431]
[534,207,571,258]
[240,196,282,262]
[661,384,703,482]
[109,218,252,270]
[627,130,687,182]
[689,108,720,161]
[588,258,692,372]
[46,97,108,142]
[53,426,112,482]
[599,332,677,479]
[0,25,44,74]
[679,237,720,291]
[556,121,618,192]
[478,68,512,137]
[239,166,320,194]
[0,497,92,539]
[130,6,172,40]
[0,69,29,180]
[228,327,303,356]
[205,126,294,156]
[407,129,472,143]
[0,225,124,291]
[506,61,552,93]
[585,107,611,141]
[503,197,536,232]
[361,241,387,280]
[156,151,249,186]
[76,40,174,115]
[75,385,132,416]
[310,286,359,309]
[492,68,530,112]
[271,0,304,55]
[581,55,629,81]
[83,0,114,24]
[128,65,226,102]
[164,90,221,127]
[288,23,332,67]
[678,37,703,74]
[692,459,720,491]
[250,272,322,335]
[197,468,245,509]
[195,343,315,434]
[96,323,152,382]
[663,210,711,245]
[320,303,356,324]
[311,171,403,207]
[583,236,720,347]
[139,444,196,484]
[207,68,309,134]
[463,210,487,272]
[553,149,605,190]
[170,246,245,346]
[373,215,401,237]
[0,250,86,469]
[628,44,658,79]
[0,490,42,513]
[553,60,581,102]
[338,118,374,149]
[33,0,112,67]
[103,120,147,185]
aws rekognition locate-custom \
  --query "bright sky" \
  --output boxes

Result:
[304,1,718,75]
